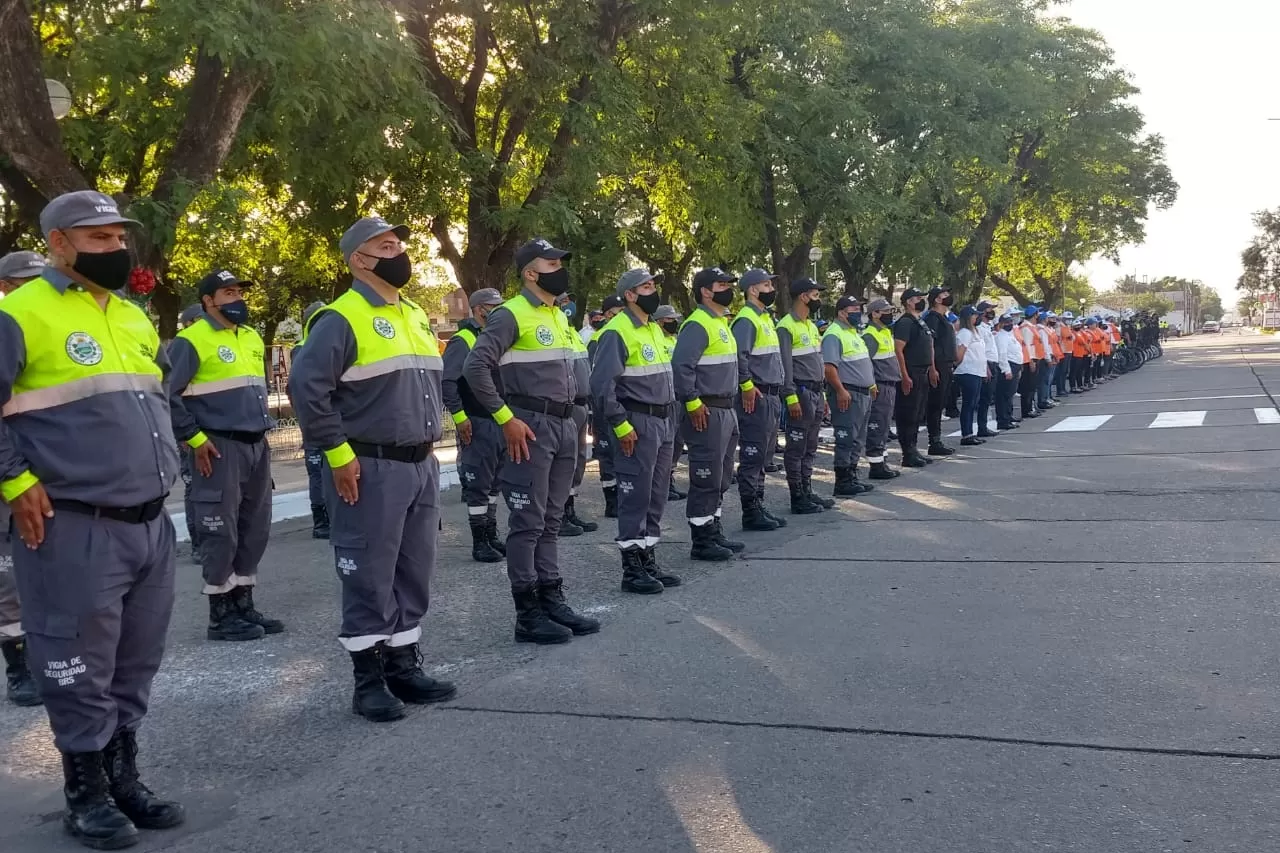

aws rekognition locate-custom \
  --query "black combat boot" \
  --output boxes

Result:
[382,643,457,704]
[833,467,862,498]
[102,730,185,831]
[668,478,687,501]
[348,644,407,722]
[60,750,139,849]
[469,515,504,563]
[485,503,506,555]
[711,516,746,552]
[537,578,602,634]
[689,522,733,562]
[2,636,41,706]
[850,468,874,494]
[310,503,330,539]
[620,549,664,595]
[901,452,928,468]
[869,461,900,480]
[756,488,787,528]
[512,584,573,644]
[741,495,780,531]
[804,476,836,509]
[564,496,599,532]
[206,592,264,642]
[928,441,956,457]
[789,481,822,514]
[230,585,284,635]
[643,546,681,587]
[603,486,619,518]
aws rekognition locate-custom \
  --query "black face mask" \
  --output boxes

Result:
[661,320,680,334]
[711,288,734,307]
[370,251,413,288]
[849,312,863,326]
[941,295,954,307]
[984,312,996,322]
[635,291,660,315]
[537,267,570,296]
[912,299,927,312]
[218,299,249,325]
[757,290,776,307]
[808,298,825,314]
[1001,322,1014,332]
[73,248,132,290]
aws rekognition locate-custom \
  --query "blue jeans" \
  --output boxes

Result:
[955,372,983,437]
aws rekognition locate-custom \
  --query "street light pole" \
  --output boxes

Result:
[808,246,823,282]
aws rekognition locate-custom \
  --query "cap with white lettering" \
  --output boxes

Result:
[0,251,46,281]
[39,191,141,238]
[340,217,410,262]
[197,269,255,298]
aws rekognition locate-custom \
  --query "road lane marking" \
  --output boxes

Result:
[1045,415,1113,432]
[1256,407,1280,424]
[1150,411,1206,428]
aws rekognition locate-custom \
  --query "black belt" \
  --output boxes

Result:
[700,395,734,409]
[796,382,825,393]
[507,394,575,419]
[348,441,433,463]
[53,496,167,525]
[206,429,266,444]
[843,384,872,394]
[755,384,782,396]
[573,397,589,408]
[621,399,674,417]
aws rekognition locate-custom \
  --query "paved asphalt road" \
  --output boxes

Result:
[4,332,1280,852]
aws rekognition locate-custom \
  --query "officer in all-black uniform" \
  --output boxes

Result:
[893,286,938,468]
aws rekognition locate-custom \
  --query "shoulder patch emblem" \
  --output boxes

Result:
[373,317,396,339]
[640,343,656,362]
[535,325,555,346]
[217,345,236,363]
[718,327,730,344]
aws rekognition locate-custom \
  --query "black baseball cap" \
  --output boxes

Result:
[789,277,827,296]
[835,295,864,312]
[692,267,738,291]
[514,238,571,272]
[900,287,927,304]
[601,294,625,312]
[927,286,951,302]
[197,269,255,298]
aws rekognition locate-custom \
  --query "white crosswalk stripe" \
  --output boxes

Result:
[1150,411,1206,429]
[1046,415,1113,432]
[1255,407,1280,424]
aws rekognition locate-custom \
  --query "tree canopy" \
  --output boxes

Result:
[0,0,1176,337]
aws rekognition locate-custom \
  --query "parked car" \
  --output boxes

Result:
[1202,320,1221,334]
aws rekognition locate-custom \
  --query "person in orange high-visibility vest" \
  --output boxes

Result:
[1015,305,1042,418]
[1107,318,1122,378]
[1088,318,1107,384]
[1068,318,1089,392]
[1044,312,1065,406]
[1056,314,1076,397]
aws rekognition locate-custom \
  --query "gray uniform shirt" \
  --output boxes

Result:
[732,302,785,387]
[671,306,739,403]
[463,288,577,412]
[0,268,179,507]
[167,314,277,441]
[442,319,502,420]
[590,310,676,430]
[822,320,876,388]
[863,326,903,383]
[287,281,443,450]
[779,313,824,403]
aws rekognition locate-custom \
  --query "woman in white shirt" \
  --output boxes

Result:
[953,306,989,445]
[994,312,1023,430]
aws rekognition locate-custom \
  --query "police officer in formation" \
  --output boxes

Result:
[822,296,878,498]
[671,267,746,561]
[1,191,184,848]
[588,294,625,519]
[563,291,599,536]
[922,286,957,457]
[174,303,206,555]
[442,287,508,563]
[0,250,46,708]
[590,269,682,594]
[731,268,788,531]
[776,276,830,513]
[290,216,456,723]
[653,304,687,502]
[169,270,283,642]
[296,300,330,540]
[462,238,601,645]
[860,298,902,481]
[893,286,938,468]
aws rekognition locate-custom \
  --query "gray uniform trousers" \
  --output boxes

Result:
[864,382,897,463]
[500,408,577,586]
[458,416,504,515]
[572,405,590,491]
[591,409,616,489]
[189,436,273,594]
[304,445,324,507]
[179,448,200,547]
[14,510,175,753]
[829,387,873,469]
[737,392,782,501]
[784,386,824,485]
[614,410,676,549]
[326,455,439,650]
[682,405,737,523]
[0,504,20,637]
